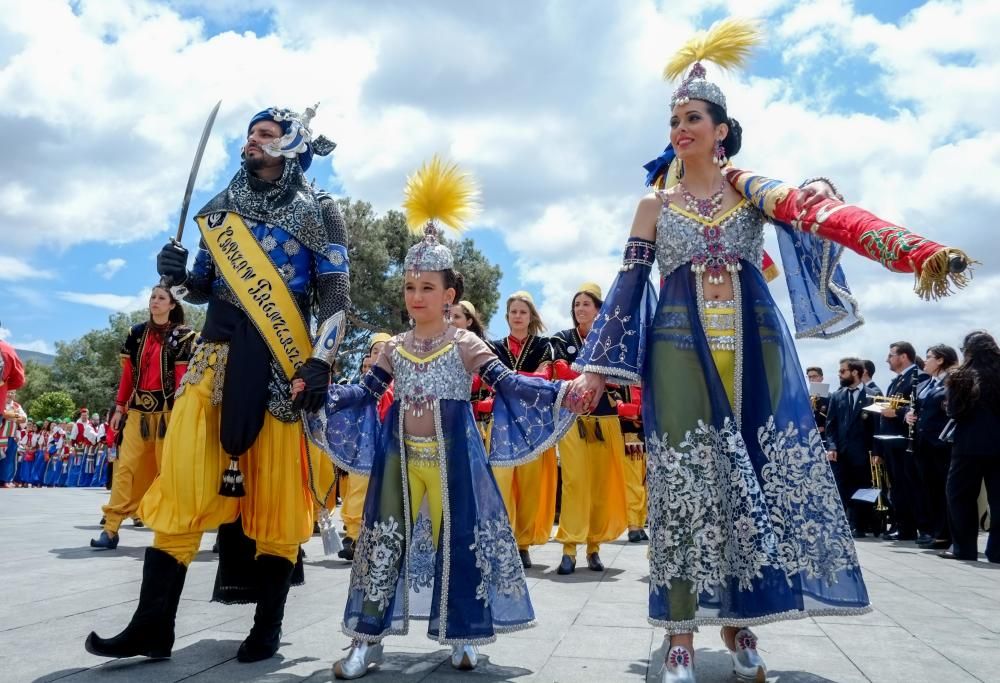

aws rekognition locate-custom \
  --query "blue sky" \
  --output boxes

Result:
[1,0,997,379]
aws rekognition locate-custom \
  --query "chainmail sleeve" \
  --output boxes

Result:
[312,195,351,325]
[183,239,215,305]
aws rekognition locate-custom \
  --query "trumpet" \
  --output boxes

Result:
[869,394,911,410]
[870,456,890,513]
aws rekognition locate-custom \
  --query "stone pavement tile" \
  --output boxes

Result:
[576,599,651,628]
[536,655,647,682]
[812,607,895,627]
[818,623,982,683]
[551,624,652,661]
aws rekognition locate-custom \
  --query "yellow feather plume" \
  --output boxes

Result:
[402,156,479,233]
[663,18,762,81]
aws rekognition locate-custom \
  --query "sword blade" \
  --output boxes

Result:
[175,100,222,243]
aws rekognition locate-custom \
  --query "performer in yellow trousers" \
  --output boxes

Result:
[339,332,392,561]
[617,383,649,543]
[91,287,195,550]
[551,283,628,574]
[489,291,559,568]
[85,105,350,664]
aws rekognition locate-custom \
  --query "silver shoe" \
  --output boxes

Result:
[661,645,696,683]
[333,640,384,680]
[726,628,766,682]
[451,643,478,670]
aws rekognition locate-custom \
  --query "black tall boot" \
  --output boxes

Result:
[85,547,188,658]
[237,554,294,663]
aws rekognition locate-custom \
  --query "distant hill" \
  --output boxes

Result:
[16,349,55,366]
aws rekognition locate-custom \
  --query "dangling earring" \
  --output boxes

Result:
[713,139,727,168]
[676,159,685,179]
[443,303,451,324]
[408,317,415,328]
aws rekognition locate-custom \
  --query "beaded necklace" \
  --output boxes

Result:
[679,178,725,220]
[410,325,451,355]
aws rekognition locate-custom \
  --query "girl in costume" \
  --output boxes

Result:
[550,283,628,574]
[302,158,575,679]
[90,286,195,550]
[488,292,559,568]
[567,19,971,683]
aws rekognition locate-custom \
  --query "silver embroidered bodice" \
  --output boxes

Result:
[654,200,766,279]
[392,342,472,417]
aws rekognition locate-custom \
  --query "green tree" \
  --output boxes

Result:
[17,360,55,409]
[336,198,502,375]
[28,391,76,422]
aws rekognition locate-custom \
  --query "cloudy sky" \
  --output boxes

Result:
[1,0,997,383]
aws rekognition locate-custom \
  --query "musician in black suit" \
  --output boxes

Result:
[904,344,958,550]
[826,358,876,537]
[806,366,830,440]
[877,341,930,541]
[862,360,882,396]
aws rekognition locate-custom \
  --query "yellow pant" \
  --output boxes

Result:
[492,448,558,549]
[555,416,628,556]
[341,472,370,540]
[407,460,443,547]
[102,411,168,534]
[622,439,647,529]
[138,360,316,566]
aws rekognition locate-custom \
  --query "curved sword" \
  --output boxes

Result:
[160,100,221,289]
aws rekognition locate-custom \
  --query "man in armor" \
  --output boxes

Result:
[86,105,351,664]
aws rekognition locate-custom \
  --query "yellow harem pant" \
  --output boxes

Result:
[492,447,558,549]
[137,360,327,566]
[622,435,647,529]
[405,437,445,547]
[555,415,628,556]
[341,472,370,541]
[102,410,168,534]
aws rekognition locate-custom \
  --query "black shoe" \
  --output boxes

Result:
[628,530,642,543]
[586,552,604,572]
[237,555,295,663]
[916,533,933,545]
[851,529,866,539]
[556,555,576,575]
[313,521,320,535]
[99,516,106,526]
[638,529,649,541]
[923,539,951,550]
[85,547,187,658]
[938,550,976,561]
[90,531,120,550]
[338,536,355,561]
[518,549,532,569]
[212,542,219,553]
[133,519,144,528]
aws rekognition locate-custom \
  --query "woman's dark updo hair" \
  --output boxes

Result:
[442,269,465,302]
[705,101,742,159]
[151,285,185,326]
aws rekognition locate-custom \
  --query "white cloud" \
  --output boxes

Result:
[0,326,54,355]
[57,288,151,312]
[95,258,127,280]
[0,256,54,281]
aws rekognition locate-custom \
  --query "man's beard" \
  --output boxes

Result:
[245,150,281,174]
[839,376,854,388]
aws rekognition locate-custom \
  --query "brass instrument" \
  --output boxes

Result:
[870,456,890,513]
[869,394,911,410]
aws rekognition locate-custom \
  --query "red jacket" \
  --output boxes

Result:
[0,340,25,409]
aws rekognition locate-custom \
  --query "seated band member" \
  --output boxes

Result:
[551,282,628,574]
[91,287,195,550]
[85,105,349,663]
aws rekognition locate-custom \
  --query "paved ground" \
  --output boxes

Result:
[1,488,997,683]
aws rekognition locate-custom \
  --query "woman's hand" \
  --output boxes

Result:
[797,180,839,213]
[290,378,306,401]
[905,411,917,426]
[565,372,607,413]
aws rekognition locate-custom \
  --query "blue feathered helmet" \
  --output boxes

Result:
[247,103,337,172]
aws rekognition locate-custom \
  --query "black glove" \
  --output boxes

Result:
[156,241,189,285]
[292,358,332,412]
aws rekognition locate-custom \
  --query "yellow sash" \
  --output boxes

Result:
[197,212,311,380]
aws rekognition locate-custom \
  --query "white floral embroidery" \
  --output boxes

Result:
[646,417,859,595]
[757,416,859,583]
[351,516,405,611]
[408,515,436,593]
[260,235,278,252]
[469,519,527,607]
